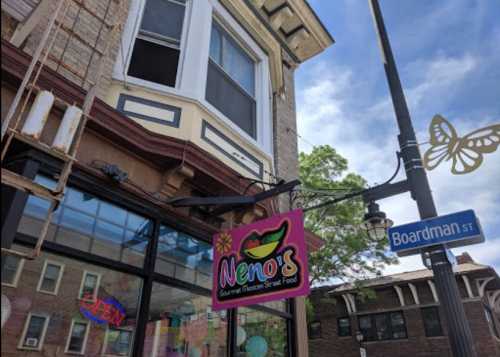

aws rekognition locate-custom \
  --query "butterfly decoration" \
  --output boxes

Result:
[423,115,500,175]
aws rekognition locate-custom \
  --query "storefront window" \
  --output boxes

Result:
[1,244,142,356]
[237,307,288,357]
[155,225,213,288]
[18,175,153,268]
[143,282,228,356]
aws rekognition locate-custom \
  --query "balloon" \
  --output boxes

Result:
[236,326,247,346]
[245,336,268,357]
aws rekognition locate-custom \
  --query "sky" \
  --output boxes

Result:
[296,0,500,275]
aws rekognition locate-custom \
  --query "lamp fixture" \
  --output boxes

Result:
[360,201,393,241]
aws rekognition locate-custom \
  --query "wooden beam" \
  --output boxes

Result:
[428,280,439,302]
[408,283,420,305]
[461,275,474,298]
[394,285,405,306]
[10,0,51,47]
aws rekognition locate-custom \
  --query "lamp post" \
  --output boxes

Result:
[367,1,477,356]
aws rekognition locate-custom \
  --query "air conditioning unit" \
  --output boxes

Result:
[25,338,39,347]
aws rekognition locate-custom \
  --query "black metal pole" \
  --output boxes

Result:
[368,1,477,356]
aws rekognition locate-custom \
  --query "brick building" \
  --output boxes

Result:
[308,253,500,357]
[1,0,333,356]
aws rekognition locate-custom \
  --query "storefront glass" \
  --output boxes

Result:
[18,176,153,268]
[236,307,288,357]
[1,244,143,356]
[143,282,228,357]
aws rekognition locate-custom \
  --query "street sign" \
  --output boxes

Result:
[388,210,484,256]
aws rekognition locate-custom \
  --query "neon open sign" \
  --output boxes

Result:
[79,294,126,327]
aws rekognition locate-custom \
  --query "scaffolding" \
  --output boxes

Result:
[1,0,126,260]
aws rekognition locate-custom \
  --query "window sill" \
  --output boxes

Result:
[111,75,273,160]
[36,289,59,296]
[1,282,18,288]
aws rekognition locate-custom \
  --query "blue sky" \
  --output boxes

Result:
[296,0,500,274]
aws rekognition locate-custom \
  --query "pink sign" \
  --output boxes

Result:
[212,209,310,310]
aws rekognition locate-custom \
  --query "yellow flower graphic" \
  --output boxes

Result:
[216,233,232,255]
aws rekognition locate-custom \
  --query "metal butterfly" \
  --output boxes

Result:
[423,115,500,175]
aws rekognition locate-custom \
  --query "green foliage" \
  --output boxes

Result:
[298,145,397,286]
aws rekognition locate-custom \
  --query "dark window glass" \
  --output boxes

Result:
[128,38,180,87]
[40,263,62,293]
[68,322,88,352]
[337,317,351,337]
[309,321,322,339]
[128,0,187,87]
[2,255,21,285]
[19,176,153,268]
[358,312,407,341]
[23,315,47,348]
[155,225,213,288]
[421,307,443,337]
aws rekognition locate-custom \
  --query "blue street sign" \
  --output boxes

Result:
[388,210,484,256]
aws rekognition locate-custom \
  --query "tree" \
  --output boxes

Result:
[297,145,397,287]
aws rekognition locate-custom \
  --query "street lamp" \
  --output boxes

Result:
[360,201,393,240]
[355,331,364,344]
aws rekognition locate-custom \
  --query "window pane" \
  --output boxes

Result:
[105,328,132,356]
[359,316,375,341]
[128,38,180,87]
[155,225,213,288]
[374,314,391,340]
[222,36,255,96]
[206,61,256,138]
[140,0,185,42]
[309,321,322,339]
[210,25,222,64]
[40,263,61,292]
[390,312,407,338]
[81,273,99,298]
[237,307,288,356]
[422,307,442,337]
[24,315,46,347]
[19,175,152,268]
[2,255,20,285]
[2,244,142,355]
[143,283,227,357]
[68,322,87,352]
[338,317,351,336]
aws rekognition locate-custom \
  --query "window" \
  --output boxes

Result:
[155,224,213,288]
[421,307,443,337]
[19,175,153,268]
[37,260,64,294]
[206,21,257,138]
[18,313,49,350]
[337,317,351,337]
[309,321,322,339]
[65,320,90,354]
[143,283,227,356]
[1,255,24,287]
[78,271,101,300]
[358,311,407,341]
[485,306,500,339]
[128,0,187,87]
[104,327,133,356]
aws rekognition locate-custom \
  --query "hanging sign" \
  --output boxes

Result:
[212,209,310,311]
[388,210,484,256]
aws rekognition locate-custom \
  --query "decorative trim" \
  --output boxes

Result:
[427,280,439,302]
[462,275,474,298]
[476,277,495,297]
[394,285,405,307]
[201,120,264,178]
[116,94,181,128]
[341,294,352,315]
[408,283,420,305]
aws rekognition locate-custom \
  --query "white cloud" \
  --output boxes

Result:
[296,53,500,276]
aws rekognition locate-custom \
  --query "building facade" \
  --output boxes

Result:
[1,0,333,356]
[308,253,500,357]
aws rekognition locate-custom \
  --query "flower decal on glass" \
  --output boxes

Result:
[216,233,232,255]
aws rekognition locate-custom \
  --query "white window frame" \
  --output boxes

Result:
[1,256,25,288]
[113,0,273,156]
[64,319,91,355]
[17,313,50,351]
[78,270,102,301]
[36,259,65,295]
[102,326,134,357]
